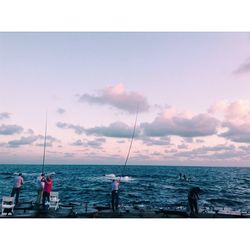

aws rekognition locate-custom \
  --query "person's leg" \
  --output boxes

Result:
[189,198,194,216]
[11,188,16,197]
[194,200,198,215]
[40,191,43,204]
[15,188,20,204]
[36,190,40,204]
[44,192,50,209]
[115,192,119,210]
[111,191,115,211]
[42,192,46,209]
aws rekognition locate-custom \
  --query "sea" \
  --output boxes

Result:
[1,164,250,213]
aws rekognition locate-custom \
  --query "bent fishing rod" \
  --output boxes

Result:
[119,105,139,182]
[41,112,48,174]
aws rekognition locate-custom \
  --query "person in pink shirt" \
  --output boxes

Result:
[42,176,53,209]
[11,173,24,204]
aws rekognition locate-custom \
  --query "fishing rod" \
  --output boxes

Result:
[119,105,139,182]
[41,112,48,174]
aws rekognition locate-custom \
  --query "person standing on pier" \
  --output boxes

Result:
[36,173,45,205]
[11,173,24,204]
[111,178,120,212]
[188,187,201,217]
[42,176,53,209]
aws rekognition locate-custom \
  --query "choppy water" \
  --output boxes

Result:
[1,164,250,212]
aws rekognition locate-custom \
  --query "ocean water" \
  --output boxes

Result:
[1,164,250,213]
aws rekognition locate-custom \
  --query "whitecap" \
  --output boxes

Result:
[14,172,38,177]
[104,174,116,179]
[46,172,56,176]
[120,176,134,182]
[103,174,134,182]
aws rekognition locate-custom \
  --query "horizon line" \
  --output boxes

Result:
[0,163,248,168]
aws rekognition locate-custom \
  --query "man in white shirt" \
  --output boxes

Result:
[36,173,45,204]
[111,179,120,212]
[11,173,24,204]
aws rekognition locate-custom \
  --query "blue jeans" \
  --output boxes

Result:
[11,187,21,204]
[111,190,119,211]
[42,191,50,209]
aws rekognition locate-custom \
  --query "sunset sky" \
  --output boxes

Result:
[1,32,250,166]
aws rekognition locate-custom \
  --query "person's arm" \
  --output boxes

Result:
[195,192,199,200]
[45,179,51,184]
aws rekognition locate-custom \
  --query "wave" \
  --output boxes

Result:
[0,172,13,176]
[14,172,38,176]
[207,198,243,207]
[104,173,134,182]
[104,174,116,179]
[13,171,56,177]
[121,176,134,182]
[46,172,56,176]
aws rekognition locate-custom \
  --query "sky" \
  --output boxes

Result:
[1,32,250,166]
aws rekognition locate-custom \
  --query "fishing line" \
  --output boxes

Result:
[119,105,139,181]
[41,111,48,174]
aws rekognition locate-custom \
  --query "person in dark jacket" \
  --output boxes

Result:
[188,187,201,217]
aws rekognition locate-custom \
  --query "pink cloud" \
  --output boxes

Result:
[209,100,250,124]
[141,107,220,137]
[78,84,150,113]
[210,100,250,143]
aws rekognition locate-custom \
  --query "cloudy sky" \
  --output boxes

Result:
[1,32,250,166]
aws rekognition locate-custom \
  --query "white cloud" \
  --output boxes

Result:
[64,153,75,158]
[85,121,140,138]
[25,129,34,135]
[0,124,23,135]
[0,112,11,120]
[210,100,250,124]
[182,138,194,143]
[174,144,237,159]
[35,135,61,147]
[220,122,250,143]
[57,120,140,138]
[56,122,85,134]
[8,135,39,147]
[78,84,150,113]
[178,144,189,149]
[116,140,126,144]
[72,139,83,146]
[141,136,172,146]
[56,108,66,114]
[209,100,250,143]
[196,139,205,143]
[141,107,220,137]
[164,149,178,154]
[233,59,250,75]
[208,100,229,114]
[72,138,106,149]
[6,133,60,148]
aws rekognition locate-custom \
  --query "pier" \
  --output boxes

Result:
[1,201,250,218]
